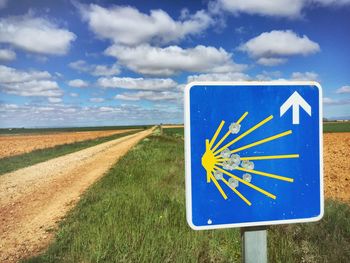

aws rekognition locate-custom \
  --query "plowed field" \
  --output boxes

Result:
[324,133,350,203]
[0,129,137,158]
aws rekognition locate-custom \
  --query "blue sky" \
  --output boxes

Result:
[0,0,349,127]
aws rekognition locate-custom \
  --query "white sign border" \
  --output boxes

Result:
[184,81,324,230]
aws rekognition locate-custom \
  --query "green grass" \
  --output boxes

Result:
[269,200,350,262]
[26,130,350,262]
[163,127,184,137]
[323,122,350,133]
[26,134,241,263]
[0,130,138,175]
[0,125,151,135]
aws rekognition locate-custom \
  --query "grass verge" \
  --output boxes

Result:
[0,130,138,175]
[26,133,241,263]
[268,200,350,262]
[26,129,350,262]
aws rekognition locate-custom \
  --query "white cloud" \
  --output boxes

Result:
[68,79,89,88]
[99,106,113,112]
[239,30,320,66]
[211,0,350,18]
[89,97,105,103]
[256,57,287,66]
[69,60,120,76]
[310,0,350,6]
[291,71,319,81]
[0,48,16,61]
[255,71,285,81]
[187,72,250,82]
[48,97,62,103]
[255,71,318,81]
[336,85,350,94]
[323,97,350,105]
[69,60,88,71]
[212,0,304,18]
[97,77,177,91]
[79,4,212,46]
[0,65,50,83]
[240,30,320,58]
[93,64,120,76]
[105,44,245,76]
[0,103,183,128]
[69,92,79,97]
[0,14,76,55]
[3,80,62,97]
[0,65,62,97]
[115,91,179,101]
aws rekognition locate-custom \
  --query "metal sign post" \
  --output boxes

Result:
[241,227,267,263]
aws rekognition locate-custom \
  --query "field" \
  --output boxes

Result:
[26,128,350,262]
[323,133,350,202]
[323,122,350,133]
[0,130,139,175]
[162,127,184,137]
[0,125,151,135]
[0,129,139,158]
[0,124,349,262]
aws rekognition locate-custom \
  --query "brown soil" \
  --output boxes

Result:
[0,129,137,158]
[0,128,153,262]
[323,133,350,203]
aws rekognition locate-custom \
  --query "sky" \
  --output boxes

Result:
[0,0,349,128]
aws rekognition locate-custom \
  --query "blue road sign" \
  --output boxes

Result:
[184,82,323,230]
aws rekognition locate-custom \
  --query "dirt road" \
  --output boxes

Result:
[0,129,138,158]
[162,125,184,128]
[0,128,153,262]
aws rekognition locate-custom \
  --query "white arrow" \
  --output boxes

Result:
[280,91,311,125]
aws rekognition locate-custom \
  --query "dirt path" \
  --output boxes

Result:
[0,128,153,262]
[162,125,184,128]
[0,129,138,158]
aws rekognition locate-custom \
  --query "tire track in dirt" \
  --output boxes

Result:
[0,128,154,262]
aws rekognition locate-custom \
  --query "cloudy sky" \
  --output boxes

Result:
[0,0,349,127]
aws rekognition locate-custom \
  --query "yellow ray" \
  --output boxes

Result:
[215,166,276,199]
[209,172,227,199]
[214,115,273,156]
[236,167,294,182]
[212,132,230,151]
[231,130,292,154]
[236,111,249,125]
[209,120,225,148]
[241,154,299,161]
[222,178,252,206]
[211,112,249,152]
